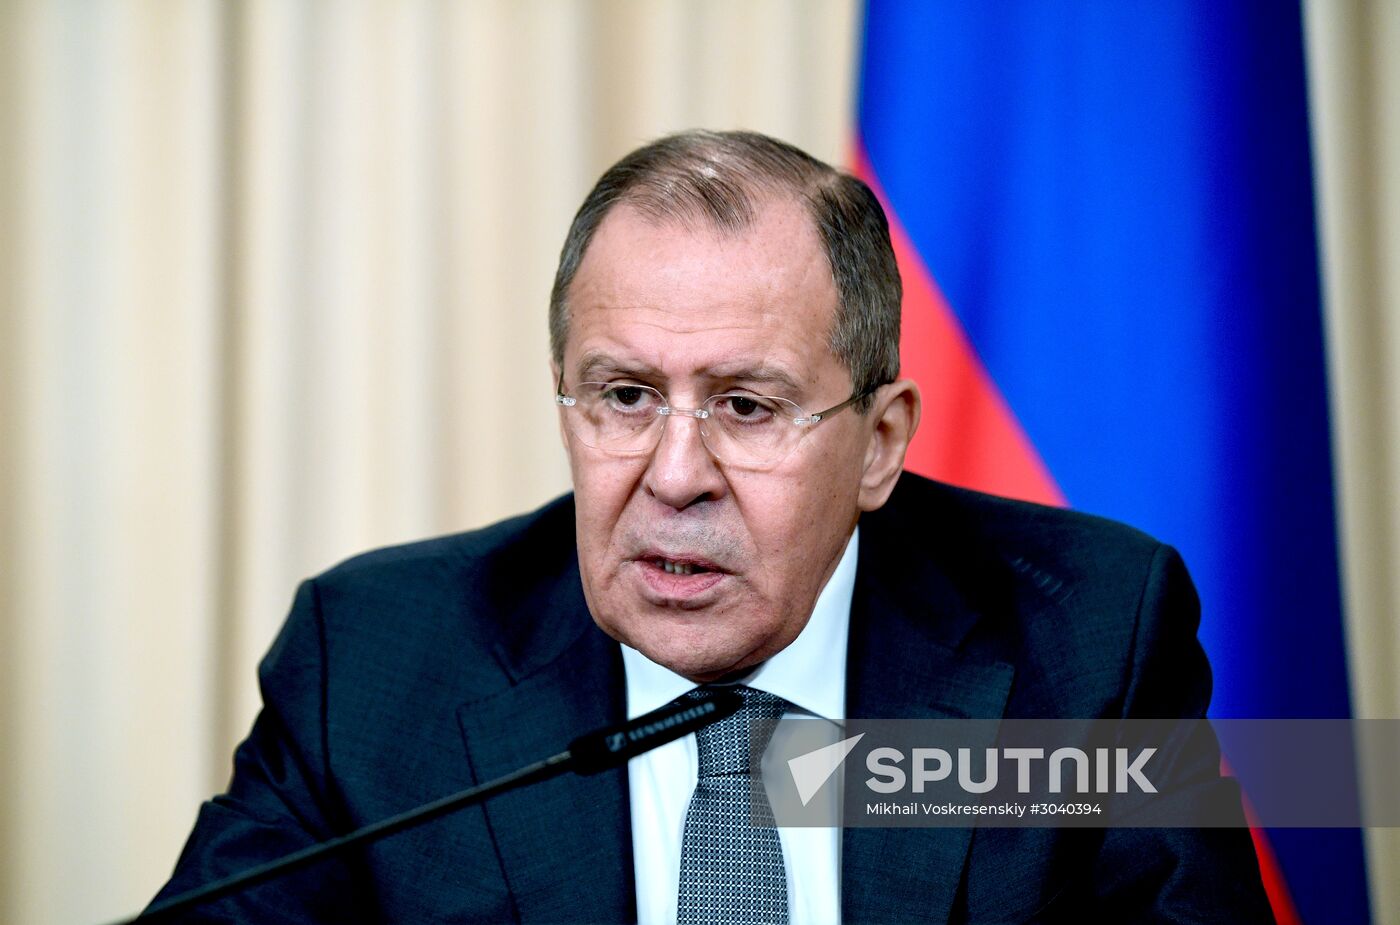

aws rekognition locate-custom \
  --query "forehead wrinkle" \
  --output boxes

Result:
[568,208,832,326]
[609,310,770,338]
[571,302,790,365]
[573,213,821,314]
[573,347,809,393]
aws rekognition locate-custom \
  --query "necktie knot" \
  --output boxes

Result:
[686,686,788,778]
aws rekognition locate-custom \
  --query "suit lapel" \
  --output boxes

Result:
[455,562,635,924]
[841,511,1016,925]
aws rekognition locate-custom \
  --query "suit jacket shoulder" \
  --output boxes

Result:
[843,474,1270,923]
[855,472,1206,720]
[866,471,1164,603]
[151,492,637,923]
[307,492,588,702]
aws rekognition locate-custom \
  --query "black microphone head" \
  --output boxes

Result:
[568,687,743,775]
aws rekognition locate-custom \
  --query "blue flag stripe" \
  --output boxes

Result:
[857,1,1368,921]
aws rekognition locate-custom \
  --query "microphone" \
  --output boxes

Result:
[116,688,741,925]
[569,688,739,773]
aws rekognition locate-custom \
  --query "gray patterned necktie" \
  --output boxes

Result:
[676,686,789,925]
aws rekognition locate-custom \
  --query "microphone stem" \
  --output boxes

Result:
[117,749,574,925]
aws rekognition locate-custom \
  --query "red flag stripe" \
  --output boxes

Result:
[852,143,1064,507]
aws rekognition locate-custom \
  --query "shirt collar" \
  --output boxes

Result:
[621,527,857,723]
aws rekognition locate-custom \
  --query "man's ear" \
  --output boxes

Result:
[858,379,921,512]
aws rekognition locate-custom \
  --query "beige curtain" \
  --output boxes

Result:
[1305,2,1400,920]
[2,1,1397,923]
[0,1,858,921]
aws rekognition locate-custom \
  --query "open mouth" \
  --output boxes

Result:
[634,551,728,602]
[646,556,716,576]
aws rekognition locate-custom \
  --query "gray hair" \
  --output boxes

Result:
[548,130,901,411]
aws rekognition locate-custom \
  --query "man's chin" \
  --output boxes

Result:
[648,654,750,685]
[627,626,774,683]
[587,585,791,681]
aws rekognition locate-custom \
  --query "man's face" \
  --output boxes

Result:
[558,197,878,682]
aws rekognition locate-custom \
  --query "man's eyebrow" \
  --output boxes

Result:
[708,365,804,393]
[573,354,804,393]
[575,354,663,381]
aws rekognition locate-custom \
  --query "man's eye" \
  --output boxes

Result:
[601,385,655,412]
[730,397,760,416]
[716,395,778,421]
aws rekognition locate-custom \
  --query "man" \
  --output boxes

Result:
[153,131,1272,922]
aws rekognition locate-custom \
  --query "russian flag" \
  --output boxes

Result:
[855,2,1367,923]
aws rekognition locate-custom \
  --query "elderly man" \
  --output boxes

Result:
[153,131,1272,923]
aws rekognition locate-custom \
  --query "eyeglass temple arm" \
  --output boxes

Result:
[805,384,885,425]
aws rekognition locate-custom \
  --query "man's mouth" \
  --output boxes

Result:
[643,555,720,576]
[630,549,731,604]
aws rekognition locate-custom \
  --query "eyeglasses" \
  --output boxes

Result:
[554,376,880,469]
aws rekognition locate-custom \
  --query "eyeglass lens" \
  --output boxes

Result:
[564,382,804,467]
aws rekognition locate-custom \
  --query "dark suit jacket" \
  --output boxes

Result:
[153,473,1273,923]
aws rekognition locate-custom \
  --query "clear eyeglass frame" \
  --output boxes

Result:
[553,372,881,469]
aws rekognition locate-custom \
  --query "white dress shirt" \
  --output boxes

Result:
[623,528,857,925]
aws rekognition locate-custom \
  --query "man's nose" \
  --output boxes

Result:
[642,410,726,510]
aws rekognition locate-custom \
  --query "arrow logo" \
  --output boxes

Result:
[787,733,865,806]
